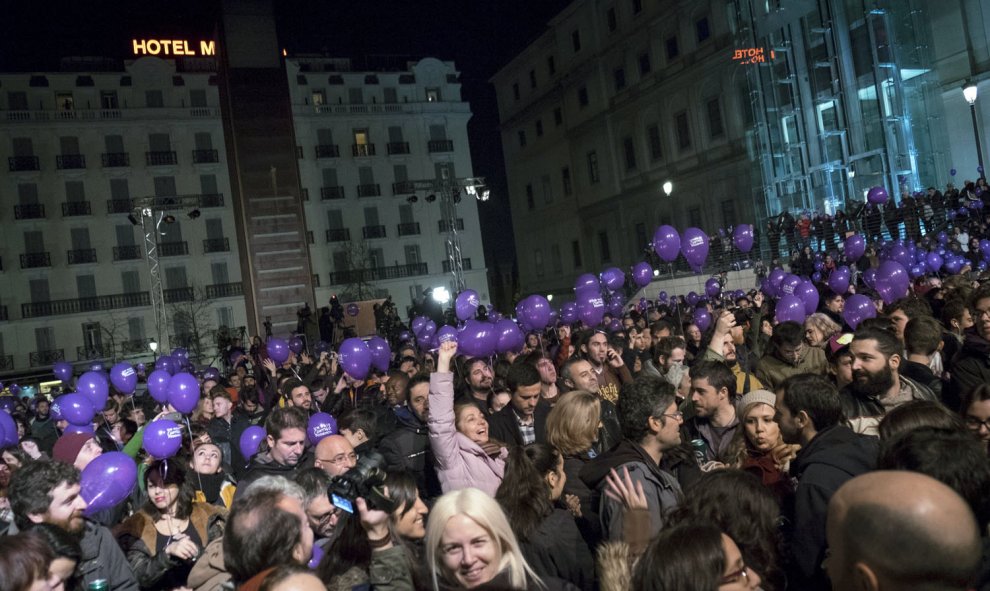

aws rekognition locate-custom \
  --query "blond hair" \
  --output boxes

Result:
[728,401,800,469]
[546,390,601,456]
[804,313,841,347]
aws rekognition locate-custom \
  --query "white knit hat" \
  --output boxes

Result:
[736,389,777,416]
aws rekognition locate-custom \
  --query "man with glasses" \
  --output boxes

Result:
[296,468,341,549]
[755,321,828,391]
[313,434,357,477]
[948,284,990,410]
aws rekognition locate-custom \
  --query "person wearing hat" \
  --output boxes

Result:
[53,432,104,471]
[727,389,800,503]
[826,333,855,391]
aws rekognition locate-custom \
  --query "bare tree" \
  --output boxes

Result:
[168,286,217,364]
[337,239,386,301]
[81,310,128,362]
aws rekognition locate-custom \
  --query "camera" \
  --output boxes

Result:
[327,451,397,514]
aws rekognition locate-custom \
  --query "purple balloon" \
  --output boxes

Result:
[0,397,14,415]
[53,361,73,384]
[53,393,95,427]
[520,295,552,330]
[705,278,721,299]
[681,227,710,271]
[109,362,138,395]
[166,372,200,414]
[945,256,964,275]
[843,294,877,330]
[574,273,599,292]
[867,186,889,204]
[143,419,184,459]
[63,424,95,436]
[495,318,525,354]
[267,337,290,365]
[653,225,682,262]
[909,263,927,279]
[601,267,625,290]
[418,320,438,340]
[694,308,712,332]
[980,239,990,261]
[926,252,944,273]
[80,452,137,516]
[147,370,172,403]
[411,316,428,334]
[171,348,189,361]
[455,289,481,321]
[844,235,866,261]
[307,412,338,445]
[560,302,578,324]
[437,325,459,344]
[812,272,823,283]
[339,338,373,380]
[632,262,653,287]
[577,294,606,326]
[367,336,391,373]
[0,411,17,446]
[77,371,109,410]
[769,268,787,288]
[686,292,700,307]
[863,268,878,290]
[308,544,325,570]
[875,261,910,305]
[776,294,807,324]
[155,356,176,376]
[239,425,266,461]
[732,224,755,253]
[346,303,360,317]
[780,274,803,295]
[203,367,221,382]
[828,266,851,294]
[794,281,820,316]
[288,336,304,355]
[458,320,498,357]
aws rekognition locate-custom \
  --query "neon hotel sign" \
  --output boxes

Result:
[132,38,216,57]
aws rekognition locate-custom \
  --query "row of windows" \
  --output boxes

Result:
[6,88,212,112]
[9,174,222,210]
[303,86,444,106]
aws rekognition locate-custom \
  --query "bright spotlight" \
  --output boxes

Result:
[432,286,451,304]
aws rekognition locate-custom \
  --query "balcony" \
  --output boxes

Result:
[387,142,410,155]
[326,228,350,242]
[56,154,86,169]
[102,152,130,167]
[363,225,387,239]
[438,218,465,232]
[30,349,65,367]
[321,186,345,200]
[206,282,243,299]
[200,193,224,208]
[203,237,230,253]
[146,151,177,166]
[113,245,142,261]
[328,262,429,285]
[77,344,113,361]
[159,241,189,257]
[192,149,219,164]
[443,258,473,272]
[67,248,97,265]
[120,339,150,355]
[357,184,381,197]
[21,292,150,319]
[0,355,12,371]
[428,139,454,153]
[315,144,340,158]
[14,203,46,220]
[352,143,376,157]
[397,222,421,236]
[164,287,195,303]
[393,181,414,194]
[9,155,40,171]
[107,198,134,214]
[20,252,51,269]
[62,201,92,216]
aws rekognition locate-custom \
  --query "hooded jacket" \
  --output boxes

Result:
[755,346,828,392]
[234,449,310,500]
[379,405,442,501]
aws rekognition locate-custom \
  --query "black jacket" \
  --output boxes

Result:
[488,400,551,446]
[786,425,878,591]
[948,330,990,412]
[899,360,943,401]
[562,452,601,548]
[521,508,595,591]
[234,450,310,499]
[597,398,622,454]
[79,520,140,591]
[378,406,442,501]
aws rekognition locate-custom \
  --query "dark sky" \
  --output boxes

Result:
[0,0,574,265]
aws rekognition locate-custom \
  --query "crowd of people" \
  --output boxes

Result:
[3,210,990,591]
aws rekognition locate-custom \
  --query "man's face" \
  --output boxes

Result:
[36,400,50,420]
[467,361,493,391]
[722,340,738,363]
[888,309,910,342]
[33,482,87,533]
[305,493,339,539]
[399,360,419,378]
[202,380,218,395]
[566,360,599,392]
[661,347,686,372]
[773,390,802,444]
[212,397,232,419]
[244,375,257,389]
[690,377,727,419]
[102,407,118,425]
[268,428,306,466]
[656,402,683,450]
[229,374,242,389]
[974,297,990,340]
[512,383,542,418]
[850,339,896,398]
[776,341,807,367]
[585,333,608,365]
[127,408,145,426]
[826,295,844,314]
[536,358,557,384]
[408,382,429,423]
[315,437,357,477]
[622,317,634,331]
[831,353,855,389]
[385,376,409,407]
[277,495,314,566]
[289,385,312,410]
[73,438,103,471]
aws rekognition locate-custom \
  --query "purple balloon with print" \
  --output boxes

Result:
[632,262,653,288]
[909,263,926,279]
[143,419,184,459]
[53,361,73,384]
[346,303,360,317]
[155,356,176,375]
[775,294,807,324]
[455,289,481,321]
[239,425,266,461]
[288,336,304,355]
[681,227,710,270]
[794,281,820,316]
[495,319,525,354]
[694,308,712,332]
[459,320,498,357]
[560,302,578,324]
[436,325,459,344]
[867,186,889,204]
[367,336,391,373]
[705,278,721,299]
[147,370,172,403]
[80,452,137,516]
[574,273,600,292]
[53,393,95,427]
[653,225,682,262]
[780,274,803,295]
[601,267,625,291]
[307,412,338,445]
[267,337,290,364]
[843,294,877,330]
[844,235,866,261]
[577,294,606,326]
[110,362,138,395]
[0,411,17,446]
[520,295,552,330]
[77,371,109,410]
[166,372,200,414]
[732,224,754,253]
[339,338,373,380]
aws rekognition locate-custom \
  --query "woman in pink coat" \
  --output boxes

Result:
[429,341,507,496]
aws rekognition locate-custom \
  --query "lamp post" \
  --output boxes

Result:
[149,339,158,362]
[964,82,984,176]
[662,181,673,198]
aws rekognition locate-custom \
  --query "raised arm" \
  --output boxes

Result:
[428,341,460,470]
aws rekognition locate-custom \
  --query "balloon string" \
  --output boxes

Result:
[184,415,206,498]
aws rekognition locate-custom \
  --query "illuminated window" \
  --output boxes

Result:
[312,90,326,105]
[426,88,441,102]
[56,92,74,111]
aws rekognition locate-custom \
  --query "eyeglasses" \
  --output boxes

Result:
[720,565,751,585]
[318,452,357,466]
[972,308,990,320]
[965,416,990,431]
[660,411,684,421]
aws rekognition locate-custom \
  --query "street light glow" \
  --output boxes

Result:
[149,340,158,353]
[432,286,451,304]
[662,181,673,196]
[964,83,979,105]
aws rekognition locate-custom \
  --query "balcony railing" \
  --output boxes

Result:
[438,218,465,232]
[20,252,51,269]
[321,186,345,200]
[102,152,130,167]
[352,143,376,157]
[315,144,340,158]
[30,349,65,367]
[164,287,195,303]
[387,142,410,155]
[77,344,113,361]
[326,228,350,242]
[363,225,387,239]
[357,184,381,197]
[393,181,414,194]
[397,222,421,236]
[21,292,150,319]
[159,241,189,257]
[120,339,150,355]
[192,149,219,163]
[200,193,224,208]
[328,262,429,285]
[146,151,177,166]
[62,201,92,216]
[203,238,230,253]
[113,245,142,261]
[9,155,40,171]
[14,203,46,219]
[206,282,243,299]
[443,258,473,272]
[0,355,13,371]
[67,248,97,264]
[107,198,134,213]
[56,154,86,169]
[428,139,454,153]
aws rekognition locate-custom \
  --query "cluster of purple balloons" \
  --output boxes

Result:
[652,224,755,272]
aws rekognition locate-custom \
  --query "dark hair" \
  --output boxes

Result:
[878,400,963,442]
[118,418,138,441]
[398,356,419,368]
[239,386,261,406]
[690,359,737,399]
[506,362,541,391]
[295,467,332,506]
[338,408,378,442]
[617,377,677,442]
[852,326,903,359]
[632,522,726,591]
[495,443,559,542]
[903,317,942,357]
[968,282,990,310]
[26,522,82,562]
[264,406,309,441]
[279,378,307,401]
[143,458,196,520]
[780,374,843,431]
[656,336,687,360]
[941,297,969,330]
[770,321,804,352]
[224,488,306,583]
[0,530,55,591]
[651,319,677,337]
[887,296,933,321]
[961,384,990,417]
[8,461,80,530]
[406,374,431,401]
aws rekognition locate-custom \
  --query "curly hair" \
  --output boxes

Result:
[8,461,80,530]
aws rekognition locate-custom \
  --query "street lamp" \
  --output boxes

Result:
[149,339,158,361]
[662,181,673,197]
[432,286,451,305]
[964,82,984,176]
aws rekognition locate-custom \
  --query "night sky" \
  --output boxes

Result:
[0,0,574,266]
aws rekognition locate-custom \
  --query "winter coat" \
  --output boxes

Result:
[520,508,595,591]
[428,372,506,496]
[234,449,310,499]
[562,452,602,546]
[379,406,442,501]
[488,400,552,446]
[30,416,59,455]
[79,520,140,591]
[755,347,828,392]
[948,330,990,412]
[187,537,229,591]
[839,374,936,436]
[114,503,227,591]
[787,425,878,591]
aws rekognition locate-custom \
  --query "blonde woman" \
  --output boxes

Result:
[545,391,600,524]
[728,390,800,503]
[803,313,841,349]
